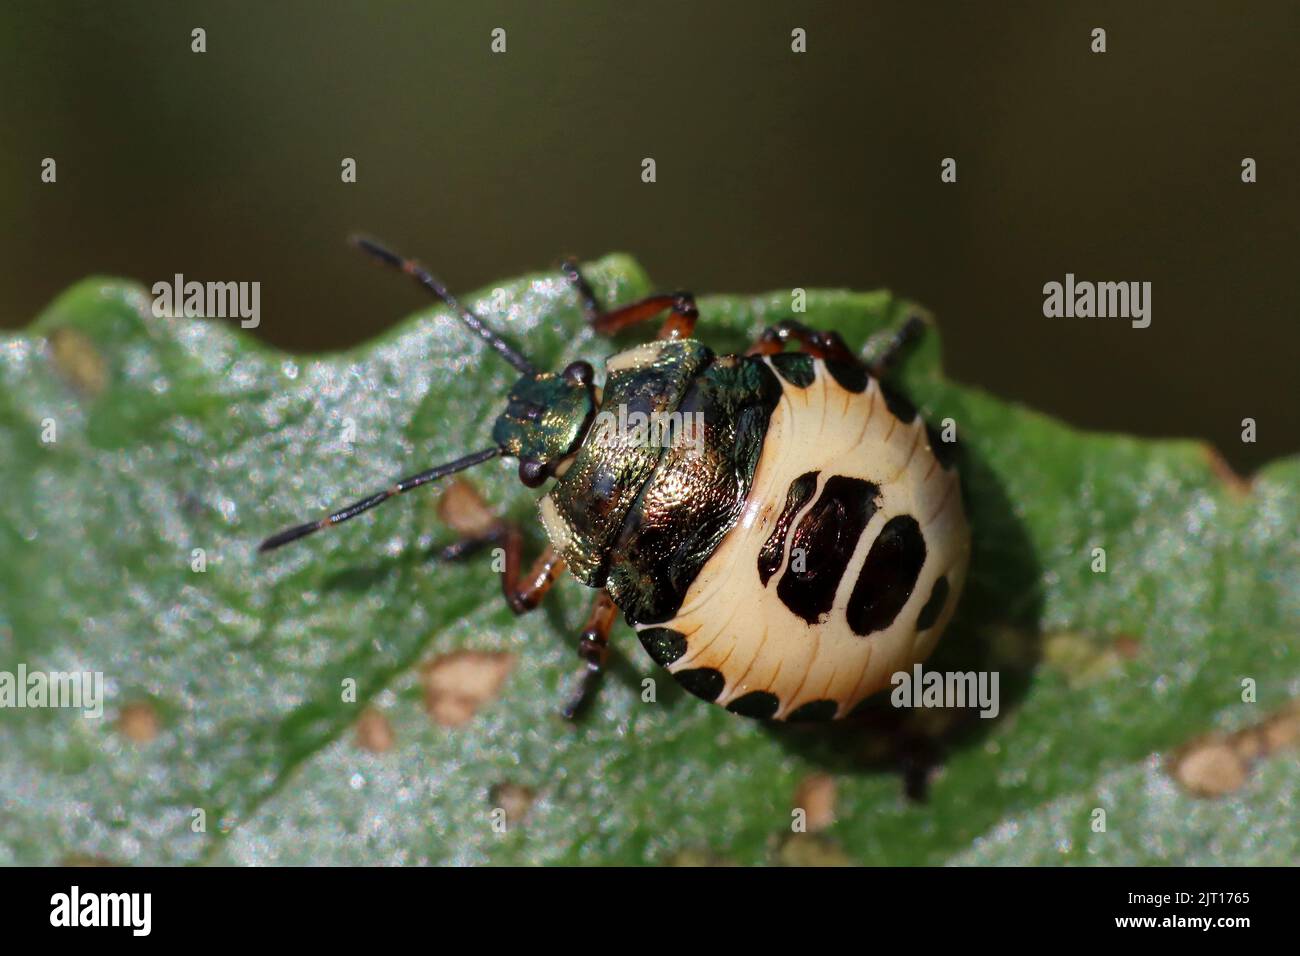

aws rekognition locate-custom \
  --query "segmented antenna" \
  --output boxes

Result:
[351,236,537,376]
[258,446,501,552]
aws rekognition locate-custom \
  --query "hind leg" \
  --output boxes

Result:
[862,315,927,377]
[747,315,926,378]
[745,318,857,363]
[560,591,619,720]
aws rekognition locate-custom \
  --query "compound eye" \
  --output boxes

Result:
[518,458,549,488]
[562,360,594,387]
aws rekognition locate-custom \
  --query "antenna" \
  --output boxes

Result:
[351,236,537,376]
[259,446,501,552]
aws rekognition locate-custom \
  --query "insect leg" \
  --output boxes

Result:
[862,315,927,378]
[561,590,619,720]
[745,318,857,363]
[437,480,566,614]
[561,260,698,340]
[502,531,566,613]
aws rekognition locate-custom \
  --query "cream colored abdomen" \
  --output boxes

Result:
[636,357,970,720]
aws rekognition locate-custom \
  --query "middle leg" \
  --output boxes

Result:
[561,590,619,720]
[440,480,620,721]
[562,259,698,340]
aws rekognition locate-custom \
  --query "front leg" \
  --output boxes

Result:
[437,480,565,614]
[501,528,565,613]
[561,590,618,720]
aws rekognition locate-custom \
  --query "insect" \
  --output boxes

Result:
[261,238,971,721]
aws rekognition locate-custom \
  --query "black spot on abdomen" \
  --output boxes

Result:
[769,352,816,387]
[847,515,927,635]
[756,471,819,586]
[880,385,917,423]
[638,627,687,667]
[673,667,725,702]
[726,690,780,719]
[777,476,879,625]
[915,575,950,631]
[925,423,959,470]
[787,699,839,722]
[825,359,868,393]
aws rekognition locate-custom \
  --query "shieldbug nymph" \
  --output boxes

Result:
[261,238,971,721]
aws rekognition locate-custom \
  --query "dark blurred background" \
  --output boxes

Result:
[2,1,1296,471]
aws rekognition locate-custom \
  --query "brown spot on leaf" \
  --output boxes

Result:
[1171,701,1300,798]
[792,773,837,833]
[420,650,515,726]
[489,782,535,828]
[354,708,394,753]
[117,701,159,743]
[1261,706,1300,752]
[49,327,108,397]
[1173,742,1248,797]
[437,479,501,540]
[1113,634,1141,660]
[1044,632,1127,687]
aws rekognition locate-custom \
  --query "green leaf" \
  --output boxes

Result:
[1,257,1295,866]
